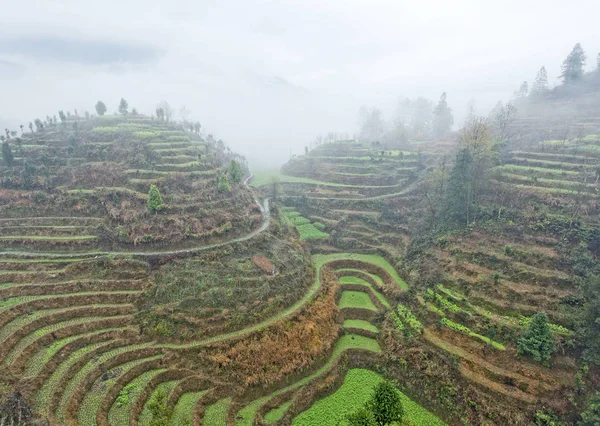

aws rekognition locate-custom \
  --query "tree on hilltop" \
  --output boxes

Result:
[432,92,454,138]
[95,101,107,116]
[147,185,165,213]
[58,110,67,124]
[530,67,548,98]
[34,119,43,132]
[560,43,586,84]
[517,312,555,362]
[28,122,33,132]
[119,98,129,116]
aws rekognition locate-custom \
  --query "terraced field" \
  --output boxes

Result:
[0,225,417,425]
[0,116,261,253]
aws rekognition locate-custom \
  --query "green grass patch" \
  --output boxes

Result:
[339,291,378,311]
[343,319,378,333]
[138,380,180,425]
[291,369,445,426]
[295,223,329,240]
[338,276,390,308]
[204,397,231,426]
[170,390,210,426]
[264,400,292,423]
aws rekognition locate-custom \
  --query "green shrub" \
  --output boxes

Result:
[147,184,165,212]
[217,173,231,192]
[346,407,376,426]
[147,388,172,426]
[313,222,326,231]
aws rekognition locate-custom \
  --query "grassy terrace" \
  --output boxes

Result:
[108,369,167,425]
[234,334,381,426]
[314,253,407,290]
[171,390,210,425]
[23,327,129,377]
[35,339,116,416]
[343,319,379,333]
[77,356,162,425]
[251,169,406,189]
[55,343,157,423]
[338,275,390,308]
[291,369,444,426]
[2,315,131,367]
[138,380,180,425]
[339,291,378,311]
[204,397,231,426]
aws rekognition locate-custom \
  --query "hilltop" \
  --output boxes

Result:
[0,112,260,251]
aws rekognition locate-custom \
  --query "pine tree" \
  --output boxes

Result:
[366,381,404,426]
[217,173,231,192]
[560,43,587,83]
[229,160,243,184]
[517,312,555,362]
[147,184,165,213]
[432,92,454,138]
[531,66,548,97]
[1,140,13,166]
[119,98,129,116]
[514,81,528,99]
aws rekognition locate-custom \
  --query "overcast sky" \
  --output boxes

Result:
[1,0,598,167]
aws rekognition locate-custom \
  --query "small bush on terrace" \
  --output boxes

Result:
[147,184,165,213]
[147,388,172,426]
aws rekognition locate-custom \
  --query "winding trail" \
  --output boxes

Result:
[0,175,270,259]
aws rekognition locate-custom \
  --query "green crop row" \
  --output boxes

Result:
[426,289,470,316]
[390,311,405,331]
[171,390,210,426]
[203,397,231,426]
[296,223,329,241]
[518,315,570,335]
[109,369,166,426]
[396,305,423,332]
[291,369,444,426]
[440,318,505,350]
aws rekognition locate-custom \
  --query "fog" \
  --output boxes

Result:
[1,0,599,168]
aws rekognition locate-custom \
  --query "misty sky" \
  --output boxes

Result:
[1,0,599,167]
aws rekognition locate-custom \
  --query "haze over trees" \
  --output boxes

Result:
[95,101,107,116]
